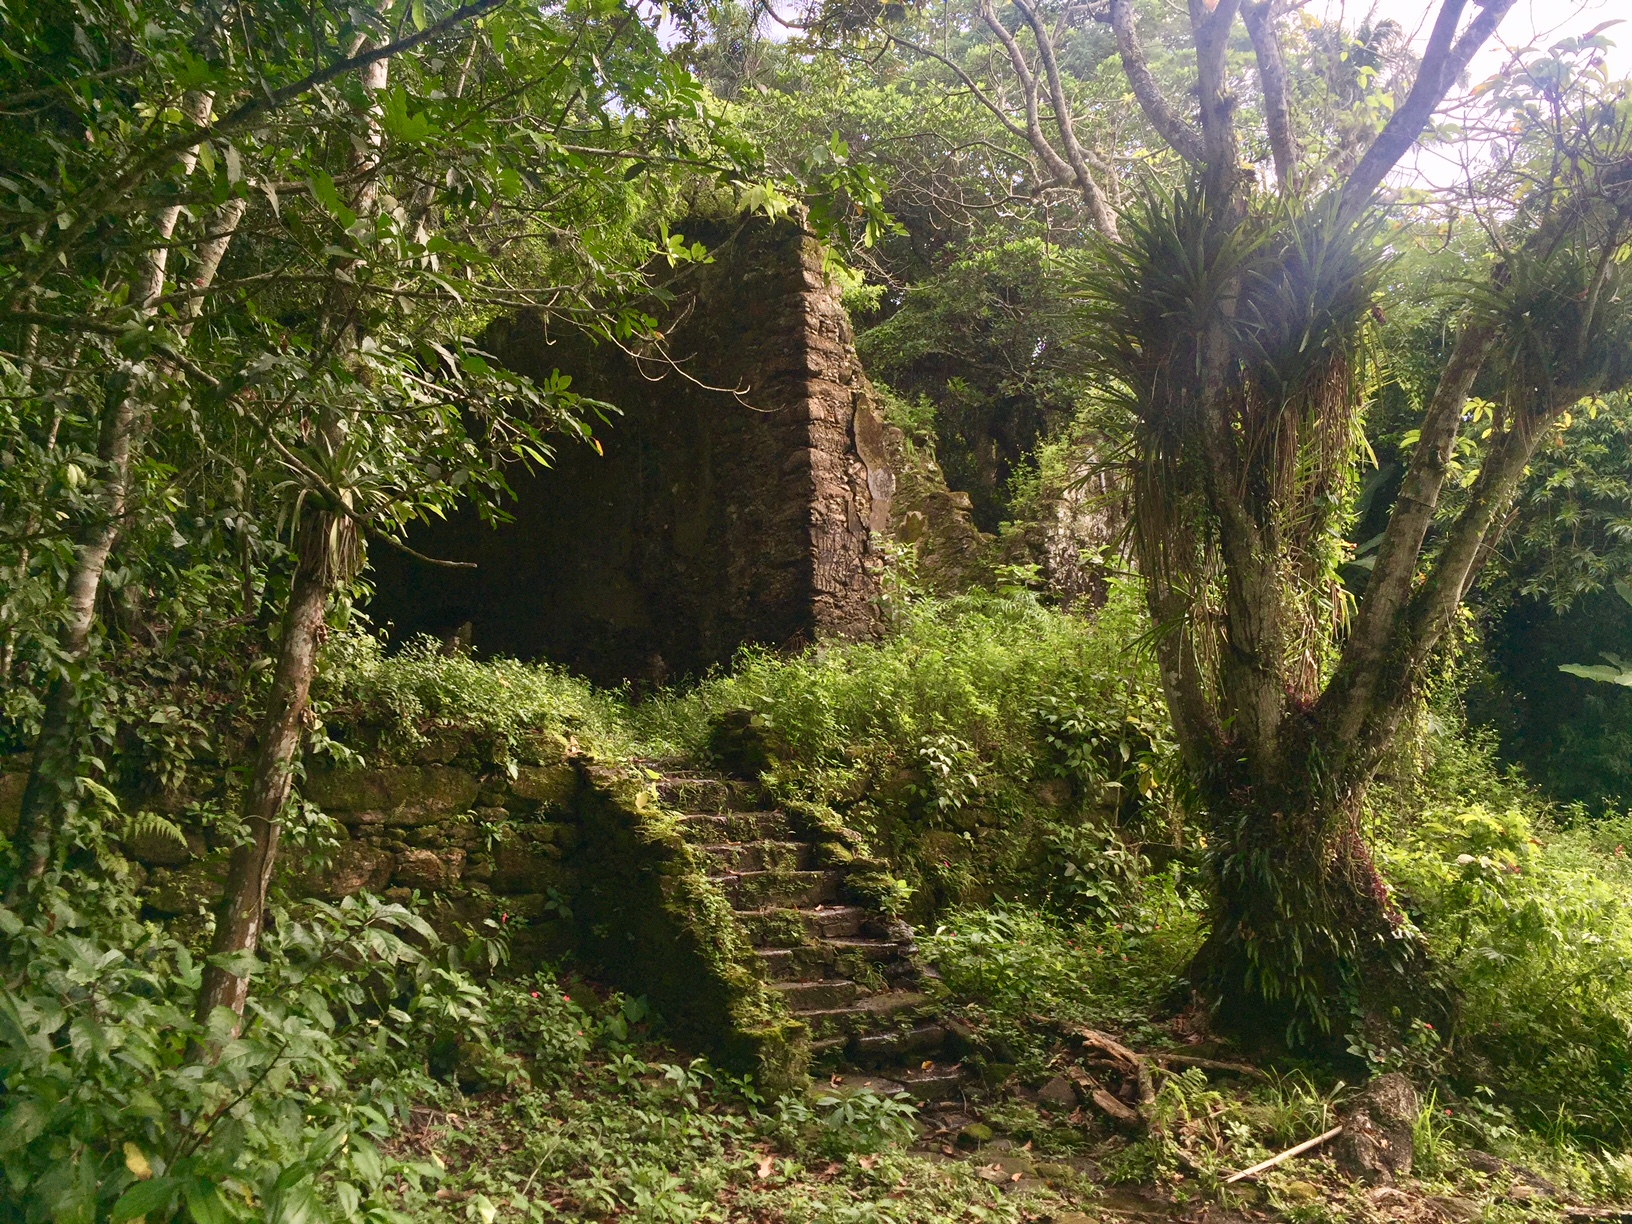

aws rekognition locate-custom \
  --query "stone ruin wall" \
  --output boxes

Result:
[368,213,894,685]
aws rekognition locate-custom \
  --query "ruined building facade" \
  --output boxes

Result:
[369,215,896,685]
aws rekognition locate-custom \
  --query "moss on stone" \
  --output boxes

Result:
[782,798,911,915]
[304,764,479,821]
[144,854,230,916]
[509,763,578,808]
[571,761,807,1091]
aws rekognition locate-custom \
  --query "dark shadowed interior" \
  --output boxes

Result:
[367,215,891,685]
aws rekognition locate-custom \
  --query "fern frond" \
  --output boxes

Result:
[125,812,189,855]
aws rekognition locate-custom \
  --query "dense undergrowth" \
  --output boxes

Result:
[9,589,1632,1221]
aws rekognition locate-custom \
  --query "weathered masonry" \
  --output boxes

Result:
[368,214,895,685]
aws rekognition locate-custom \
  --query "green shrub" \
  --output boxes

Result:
[637,584,1181,920]
[0,873,489,1222]
[922,887,1202,1075]
[314,632,631,762]
[1382,798,1632,1145]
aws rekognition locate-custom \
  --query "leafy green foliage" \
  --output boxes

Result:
[0,867,483,1222]
[394,985,1039,1224]
[314,632,631,762]
[637,582,1179,918]
[923,894,1200,1078]
[1382,786,1632,1144]
[858,241,1091,529]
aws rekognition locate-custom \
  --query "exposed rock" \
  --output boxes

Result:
[707,708,782,778]
[1033,779,1073,810]
[412,729,468,764]
[509,763,577,808]
[144,855,230,916]
[395,847,465,891]
[309,840,395,898]
[882,428,993,594]
[1335,1072,1419,1185]
[491,841,569,894]
[1462,1150,1506,1176]
[1036,1075,1078,1111]
[304,764,479,824]
[957,1123,995,1148]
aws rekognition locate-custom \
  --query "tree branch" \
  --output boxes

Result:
[888,33,1051,169]
[1007,0,1119,237]
[1317,321,1496,748]
[1337,0,1518,225]
[1243,1,1299,192]
[1191,0,1244,190]
[1109,0,1204,163]
[970,9,1079,189]
[22,0,509,285]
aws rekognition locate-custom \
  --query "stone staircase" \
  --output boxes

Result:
[656,770,966,1100]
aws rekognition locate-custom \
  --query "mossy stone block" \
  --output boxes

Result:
[144,855,230,916]
[306,764,479,824]
[510,763,578,808]
[394,847,465,891]
[531,822,579,850]
[509,919,576,971]
[299,838,394,899]
[515,730,572,765]
[491,842,571,894]
[413,729,469,764]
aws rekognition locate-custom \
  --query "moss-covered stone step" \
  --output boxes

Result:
[847,1022,949,1067]
[675,811,795,843]
[713,869,842,908]
[770,978,866,1010]
[753,937,907,981]
[703,840,813,873]
[886,1062,965,1102]
[655,775,761,813]
[734,903,867,947]
[797,990,932,1039]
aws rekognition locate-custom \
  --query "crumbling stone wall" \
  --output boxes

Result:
[367,213,893,685]
[0,741,802,1085]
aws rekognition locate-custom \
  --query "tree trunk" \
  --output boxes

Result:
[11,372,141,885]
[8,96,225,889]
[195,512,345,1028]
[1186,769,1445,1049]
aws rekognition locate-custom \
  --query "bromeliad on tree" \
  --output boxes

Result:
[1077,0,1632,1044]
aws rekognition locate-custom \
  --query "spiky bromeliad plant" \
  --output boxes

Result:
[1080,0,1632,1046]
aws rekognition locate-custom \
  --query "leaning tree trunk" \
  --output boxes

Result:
[9,93,227,889]
[10,373,141,885]
[196,16,390,1032]
[195,511,350,1028]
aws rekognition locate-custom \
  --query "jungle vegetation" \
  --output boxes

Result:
[7,0,1632,1219]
